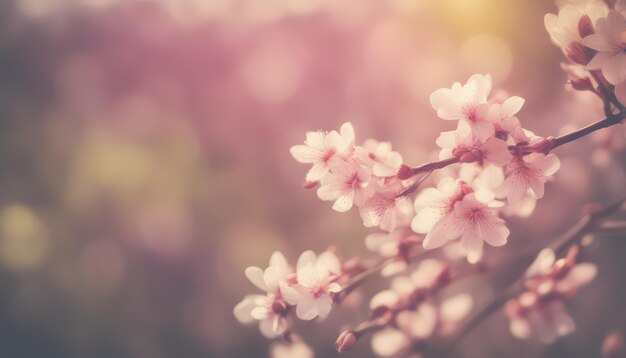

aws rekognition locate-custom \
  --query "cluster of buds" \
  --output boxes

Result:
[505,246,597,343]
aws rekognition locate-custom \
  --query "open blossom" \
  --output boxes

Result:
[359,185,414,232]
[233,252,292,338]
[283,250,342,320]
[501,153,561,205]
[365,228,422,276]
[317,158,372,212]
[431,193,509,259]
[545,3,609,51]
[430,74,495,141]
[583,10,626,84]
[411,177,464,237]
[505,248,597,343]
[412,175,507,260]
[290,122,355,181]
[355,139,404,177]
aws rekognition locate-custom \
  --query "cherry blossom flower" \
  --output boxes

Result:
[434,193,509,258]
[355,139,404,177]
[411,177,464,237]
[544,3,608,51]
[233,252,292,338]
[505,248,597,343]
[316,158,372,212]
[283,250,342,320]
[412,176,508,259]
[430,74,495,141]
[583,10,626,84]
[359,185,414,232]
[485,95,525,129]
[501,153,561,205]
[290,122,355,181]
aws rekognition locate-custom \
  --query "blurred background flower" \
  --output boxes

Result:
[0,0,625,357]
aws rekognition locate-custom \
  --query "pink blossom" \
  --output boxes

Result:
[422,193,509,260]
[290,122,355,181]
[506,248,597,343]
[316,158,372,212]
[583,10,626,84]
[233,252,292,338]
[359,185,414,232]
[544,3,609,52]
[501,153,561,205]
[411,177,463,236]
[355,139,404,177]
[283,250,342,320]
[430,74,495,141]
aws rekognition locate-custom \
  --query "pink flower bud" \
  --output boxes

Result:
[566,42,593,65]
[335,330,357,353]
[578,15,595,38]
[459,150,478,163]
[569,77,595,92]
[523,136,555,154]
[396,164,414,180]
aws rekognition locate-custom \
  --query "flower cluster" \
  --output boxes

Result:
[233,1,626,355]
[546,0,626,107]
[505,246,597,343]
[234,249,352,339]
[290,122,412,232]
[367,259,473,357]
[291,74,561,263]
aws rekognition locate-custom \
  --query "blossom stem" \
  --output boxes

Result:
[444,197,626,354]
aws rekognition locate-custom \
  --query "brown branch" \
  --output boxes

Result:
[398,111,626,180]
[551,111,626,149]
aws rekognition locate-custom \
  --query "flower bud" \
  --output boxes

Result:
[335,330,357,353]
[569,76,595,92]
[566,42,593,65]
[397,164,414,180]
[578,15,595,38]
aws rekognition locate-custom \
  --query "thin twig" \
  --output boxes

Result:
[399,111,626,180]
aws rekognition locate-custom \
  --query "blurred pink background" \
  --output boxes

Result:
[0,0,625,357]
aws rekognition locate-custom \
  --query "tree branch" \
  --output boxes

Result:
[398,111,626,180]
